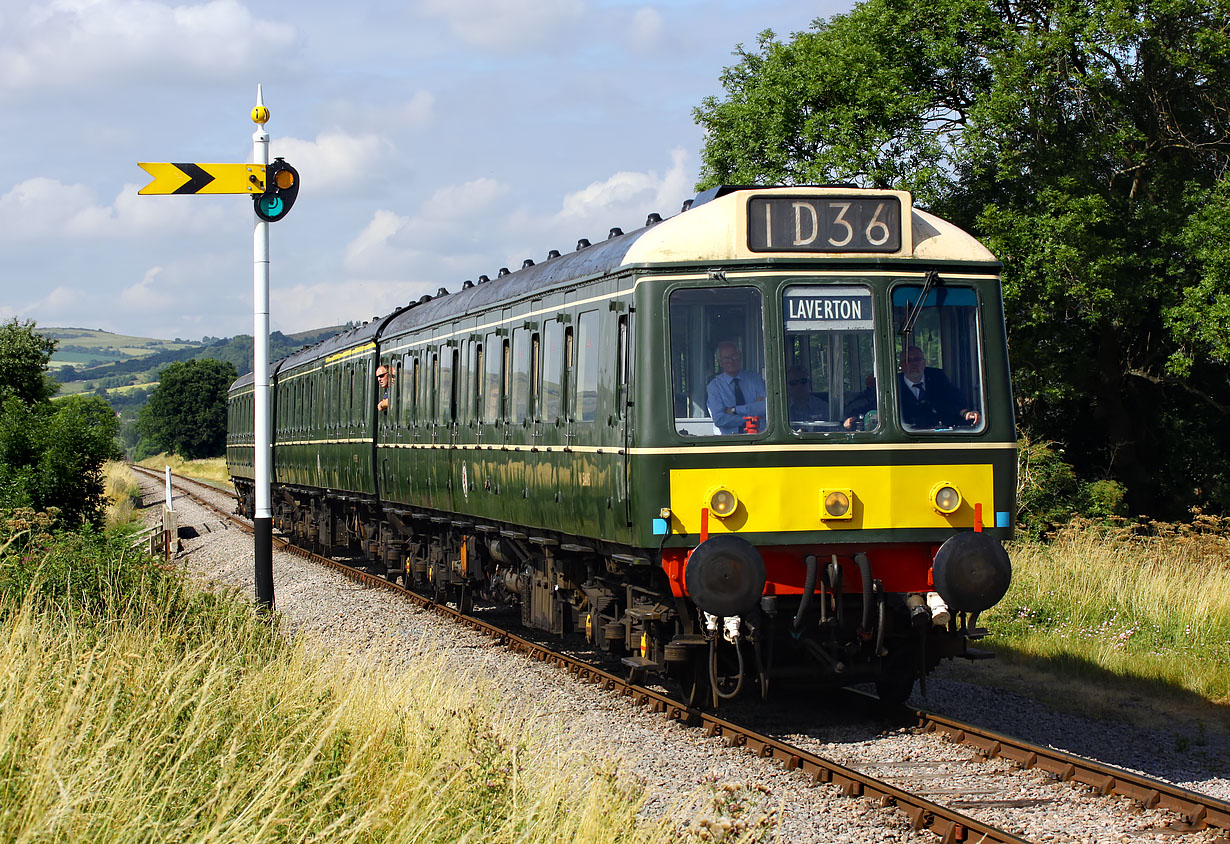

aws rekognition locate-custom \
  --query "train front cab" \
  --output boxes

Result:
[630,193,1016,702]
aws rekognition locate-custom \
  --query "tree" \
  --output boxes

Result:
[0,318,58,404]
[695,0,1230,517]
[137,359,237,459]
[0,319,120,524]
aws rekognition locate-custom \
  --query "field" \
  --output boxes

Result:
[978,518,1230,728]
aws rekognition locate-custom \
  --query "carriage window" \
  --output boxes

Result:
[669,287,767,437]
[891,284,985,433]
[782,284,877,434]
[542,322,563,421]
[483,332,501,422]
[511,327,530,423]
[575,311,599,422]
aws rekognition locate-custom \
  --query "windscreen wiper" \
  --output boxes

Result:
[899,269,940,342]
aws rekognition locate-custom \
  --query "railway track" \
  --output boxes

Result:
[133,465,1230,844]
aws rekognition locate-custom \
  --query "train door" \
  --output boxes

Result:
[616,309,632,525]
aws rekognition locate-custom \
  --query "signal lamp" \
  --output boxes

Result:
[707,486,738,518]
[822,489,853,519]
[253,157,299,222]
[931,483,962,514]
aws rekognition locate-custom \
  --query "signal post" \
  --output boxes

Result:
[138,85,299,610]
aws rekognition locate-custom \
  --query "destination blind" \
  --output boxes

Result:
[783,286,874,332]
[748,196,901,253]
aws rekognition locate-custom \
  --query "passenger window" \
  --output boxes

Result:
[480,333,499,422]
[668,287,767,436]
[575,311,599,422]
[542,322,563,421]
[511,327,530,423]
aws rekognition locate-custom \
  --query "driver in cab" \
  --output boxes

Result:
[707,341,767,434]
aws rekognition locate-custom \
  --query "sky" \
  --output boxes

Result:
[0,0,849,341]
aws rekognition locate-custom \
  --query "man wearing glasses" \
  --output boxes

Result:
[707,340,767,434]
[376,365,391,413]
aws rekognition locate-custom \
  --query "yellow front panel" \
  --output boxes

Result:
[668,464,995,534]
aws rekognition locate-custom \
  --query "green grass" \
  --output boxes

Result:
[984,517,1230,705]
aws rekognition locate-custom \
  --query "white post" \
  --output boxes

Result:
[164,466,173,511]
[252,85,274,609]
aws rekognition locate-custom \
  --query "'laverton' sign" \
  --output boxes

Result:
[784,286,874,332]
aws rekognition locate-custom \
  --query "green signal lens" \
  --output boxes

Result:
[258,195,284,217]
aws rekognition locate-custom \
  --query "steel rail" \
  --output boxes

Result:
[914,710,1230,837]
[140,466,1226,843]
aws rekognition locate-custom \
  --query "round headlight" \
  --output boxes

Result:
[824,490,851,517]
[708,487,738,518]
[931,483,961,514]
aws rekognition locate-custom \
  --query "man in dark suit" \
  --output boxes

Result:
[898,346,980,429]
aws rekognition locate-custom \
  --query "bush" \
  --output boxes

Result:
[1017,437,1128,538]
[0,395,120,526]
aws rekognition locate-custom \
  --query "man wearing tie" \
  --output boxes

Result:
[707,340,767,434]
[898,345,980,429]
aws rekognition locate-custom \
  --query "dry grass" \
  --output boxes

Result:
[135,453,233,492]
[984,516,1230,707]
[0,592,665,844]
[102,461,143,528]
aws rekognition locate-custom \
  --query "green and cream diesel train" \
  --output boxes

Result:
[228,185,1015,704]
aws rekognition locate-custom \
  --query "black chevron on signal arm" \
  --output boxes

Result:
[173,163,215,195]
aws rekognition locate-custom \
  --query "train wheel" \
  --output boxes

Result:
[874,674,916,706]
[456,584,473,615]
[681,653,709,709]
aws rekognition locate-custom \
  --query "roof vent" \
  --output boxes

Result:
[681,199,693,212]
[608,227,623,239]
[418,294,432,304]
[436,287,449,297]
[576,238,591,250]
[547,249,561,259]
[522,258,535,268]
[462,279,474,289]
[646,212,662,225]
[478,274,490,283]
[497,267,510,277]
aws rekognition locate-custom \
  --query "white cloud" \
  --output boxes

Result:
[0,177,230,240]
[273,131,396,195]
[272,279,421,330]
[343,177,511,274]
[417,0,585,50]
[627,7,664,51]
[0,0,296,98]
[538,146,692,235]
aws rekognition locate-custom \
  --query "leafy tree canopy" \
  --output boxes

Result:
[0,318,58,404]
[137,358,237,460]
[695,0,1230,516]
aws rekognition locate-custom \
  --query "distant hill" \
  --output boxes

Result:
[45,324,352,459]
[46,328,202,371]
[51,325,350,394]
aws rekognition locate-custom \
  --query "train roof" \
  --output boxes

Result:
[230,186,997,392]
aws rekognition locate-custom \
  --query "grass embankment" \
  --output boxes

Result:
[0,516,679,844]
[136,453,232,491]
[984,518,1230,711]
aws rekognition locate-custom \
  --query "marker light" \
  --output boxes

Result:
[707,486,738,518]
[822,489,853,519]
[931,483,962,514]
